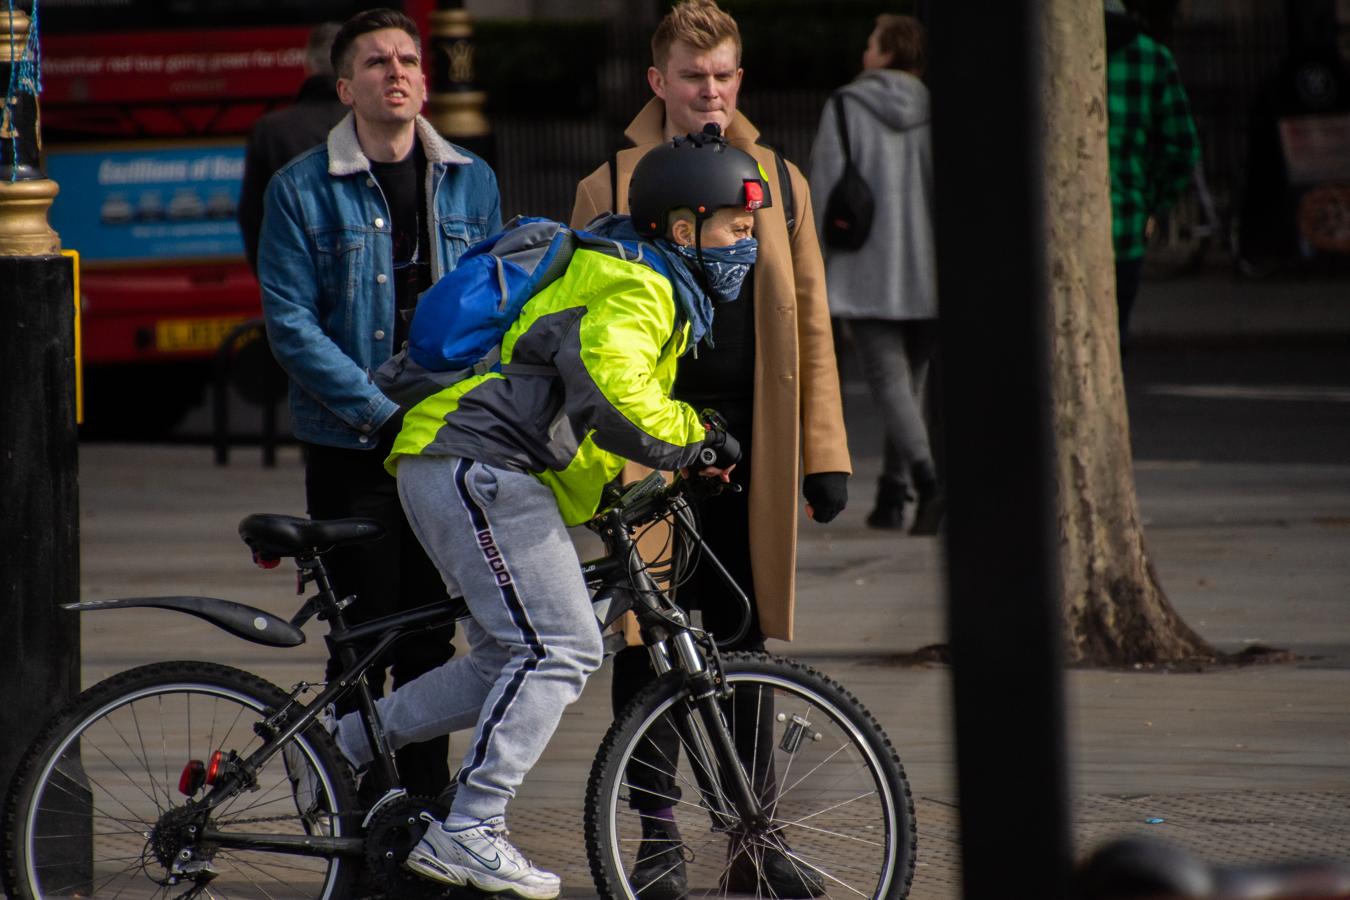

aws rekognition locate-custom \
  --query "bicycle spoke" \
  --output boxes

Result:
[34,773,153,837]
[618,778,714,816]
[763,738,855,811]
[757,835,870,899]
[747,682,760,797]
[82,735,171,824]
[635,728,707,806]
[85,851,155,900]
[125,700,170,816]
[223,849,319,897]
[768,790,884,841]
[765,694,816,812]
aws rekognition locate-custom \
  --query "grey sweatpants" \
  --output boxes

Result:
[333,455,603,820]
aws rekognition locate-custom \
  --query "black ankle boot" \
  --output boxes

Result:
[910,461,946,536]
[865,477,909,530]
[723,841,827,897]
[628,818,688,899]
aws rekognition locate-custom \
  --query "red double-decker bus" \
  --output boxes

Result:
[40,0,432,435]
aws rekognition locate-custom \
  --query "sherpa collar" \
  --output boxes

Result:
[326,112,472,176]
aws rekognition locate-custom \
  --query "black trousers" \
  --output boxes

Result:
[1115,256,1145,353]
[610,403,778,813]
[303,434,455,799]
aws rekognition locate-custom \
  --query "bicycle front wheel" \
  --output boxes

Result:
[3,661,359,900]
[586,653,916,899]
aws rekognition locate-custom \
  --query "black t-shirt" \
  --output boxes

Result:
[369,142,432,348]
[672,267,757,426]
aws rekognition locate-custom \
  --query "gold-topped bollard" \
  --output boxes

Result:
[0,5,60,255]
[427,0,495,165]
[1,7,85,885]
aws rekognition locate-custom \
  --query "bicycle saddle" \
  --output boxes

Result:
[239,514,386,560]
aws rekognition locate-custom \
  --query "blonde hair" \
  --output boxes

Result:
[651,0,742,71]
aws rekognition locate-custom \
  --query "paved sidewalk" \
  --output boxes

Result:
[73,436,1350,898]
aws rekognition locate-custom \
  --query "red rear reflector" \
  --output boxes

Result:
[205,750,225,785]
[179,759,205,796]
[743,181,764,210]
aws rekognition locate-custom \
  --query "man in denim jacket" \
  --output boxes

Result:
[259,7,501,802]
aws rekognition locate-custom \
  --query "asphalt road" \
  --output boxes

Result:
[1124,343,1350,466]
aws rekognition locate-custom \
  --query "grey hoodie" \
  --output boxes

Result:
[808,68,937,320]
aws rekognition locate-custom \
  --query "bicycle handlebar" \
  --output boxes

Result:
[592,471,752,649]
[598,471,739,531]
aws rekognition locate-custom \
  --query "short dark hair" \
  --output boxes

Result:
[874,14,926,75]
[331,8,421,78]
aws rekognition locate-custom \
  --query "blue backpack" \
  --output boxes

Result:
[374,215,664,409]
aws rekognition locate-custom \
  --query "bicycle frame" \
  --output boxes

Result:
[63,474,770,862]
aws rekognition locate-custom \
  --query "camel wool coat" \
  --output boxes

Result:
[570,99,852,642]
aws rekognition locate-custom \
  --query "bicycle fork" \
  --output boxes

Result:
[650,635,770,833]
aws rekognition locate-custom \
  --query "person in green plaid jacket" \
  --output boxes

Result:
[1105,0,1199,350]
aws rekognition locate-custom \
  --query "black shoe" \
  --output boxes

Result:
[909,463,946,536]
[723,843,826,898]
[628,822,688,899]
[865,477,909,530]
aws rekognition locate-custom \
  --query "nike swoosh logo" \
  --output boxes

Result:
[452,838,502,871]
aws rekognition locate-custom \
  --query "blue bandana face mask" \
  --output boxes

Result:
[666,236,758,304]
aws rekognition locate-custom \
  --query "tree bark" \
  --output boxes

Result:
[1042,0,1213,665]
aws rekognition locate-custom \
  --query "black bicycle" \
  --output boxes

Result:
[3,472,915,899]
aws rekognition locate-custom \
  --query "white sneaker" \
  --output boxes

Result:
[404,812,561,899]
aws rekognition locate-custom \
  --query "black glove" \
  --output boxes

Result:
[697,408,742,469]
[803,472,849,523]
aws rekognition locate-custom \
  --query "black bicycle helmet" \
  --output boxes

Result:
[629,124,773,238]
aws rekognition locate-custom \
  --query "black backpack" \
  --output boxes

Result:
[821,93,875,250]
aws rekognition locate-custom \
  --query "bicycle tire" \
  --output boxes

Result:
[3,660,360,900]
[585,653,916,899]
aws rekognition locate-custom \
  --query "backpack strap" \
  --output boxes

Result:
[476,344,559,379]
[832,93,856,172]
[500,362,559,377]
[757,139,797,237]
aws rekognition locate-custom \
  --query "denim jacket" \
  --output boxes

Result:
[259,113,501,449]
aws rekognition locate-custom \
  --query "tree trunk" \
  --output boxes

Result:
[1042,0,1213,665]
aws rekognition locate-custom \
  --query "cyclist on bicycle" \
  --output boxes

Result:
[319,127,769,899]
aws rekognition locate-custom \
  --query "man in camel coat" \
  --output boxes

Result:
[570,1,851,896]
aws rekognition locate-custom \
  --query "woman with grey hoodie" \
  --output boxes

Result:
[809,13,944,534]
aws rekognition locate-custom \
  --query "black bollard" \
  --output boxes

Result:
[0,4,89,888]
[929,0,1074,898]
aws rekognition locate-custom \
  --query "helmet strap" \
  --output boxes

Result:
[691,213,716,300]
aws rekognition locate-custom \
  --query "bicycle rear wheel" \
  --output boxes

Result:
[585,653,916,899]
[3,661,359,900]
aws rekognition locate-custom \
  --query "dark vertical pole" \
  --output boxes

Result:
[426,0,495,167]
[0,8,86,882]
[928,1,1073,898]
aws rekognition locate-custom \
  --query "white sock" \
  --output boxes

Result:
[442,813,485,831]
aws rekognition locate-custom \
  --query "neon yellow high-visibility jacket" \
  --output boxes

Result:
[386,247,711,525]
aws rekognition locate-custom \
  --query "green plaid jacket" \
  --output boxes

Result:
[1107,32,1200,260]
